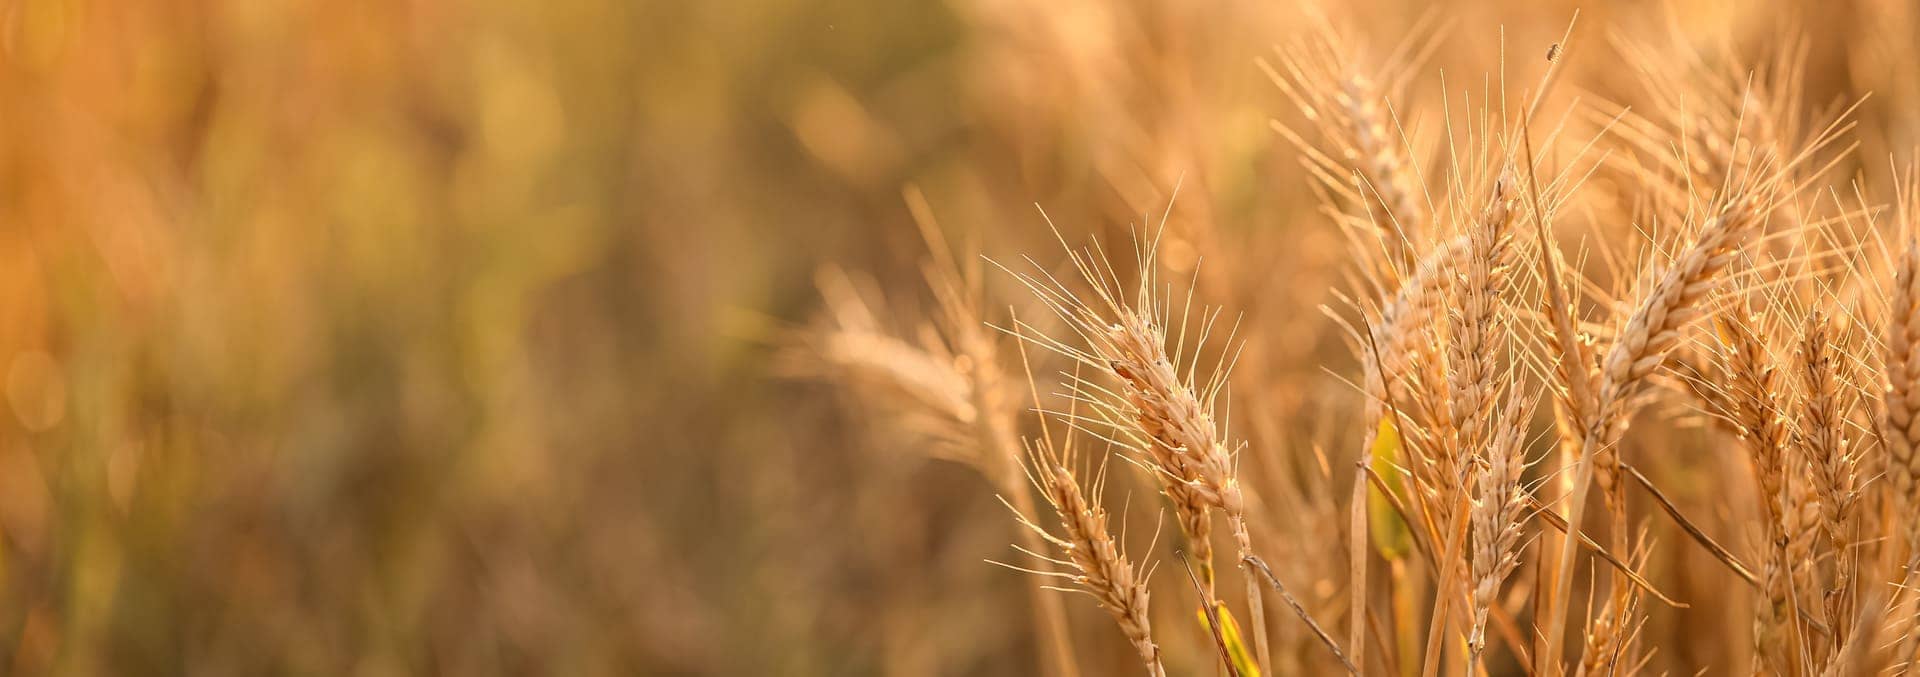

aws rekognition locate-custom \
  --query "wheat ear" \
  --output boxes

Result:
[1467,392,1534,667]
[1001,434,1167,677]
[1718,306,1797,675]
[1796,310,1860,646]
[1884,237,1920,552]
[1004,230,1269,671]
[1541,187,1769,675]
[1340,73,1427,261]
[1446,171,1521,467]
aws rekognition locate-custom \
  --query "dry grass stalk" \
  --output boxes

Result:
[1522,118,1604,674]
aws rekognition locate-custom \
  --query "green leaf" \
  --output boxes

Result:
[1198,603,1262,677]
[1367,417,1412,561]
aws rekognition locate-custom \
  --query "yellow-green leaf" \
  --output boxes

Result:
[1367,417,1412,561]
[1197,603,1262,677]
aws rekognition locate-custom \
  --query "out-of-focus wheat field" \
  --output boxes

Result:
[9,0,1920,675]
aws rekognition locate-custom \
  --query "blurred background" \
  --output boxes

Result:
[1,0,1917,674]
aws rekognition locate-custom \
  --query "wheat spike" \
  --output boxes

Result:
[1885,237,1920,550]
[1002,432,1167,677]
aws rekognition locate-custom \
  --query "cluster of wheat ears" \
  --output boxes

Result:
[800,14,1920,677]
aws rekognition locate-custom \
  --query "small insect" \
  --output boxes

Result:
[1546,43,1561,63]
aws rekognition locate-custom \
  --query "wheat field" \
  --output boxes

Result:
[787,1,1920,675]
[9,0,1920,675]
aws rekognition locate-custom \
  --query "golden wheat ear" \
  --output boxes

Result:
[993,218,1278,674]
[798,191,1089,677]
[1466,389,1538,668]
[1793,308,1866,644]
[1265,15,1445,291]
[991,427,1167,677]
[1537,76,1855,674]
[1884,170,1920,557]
